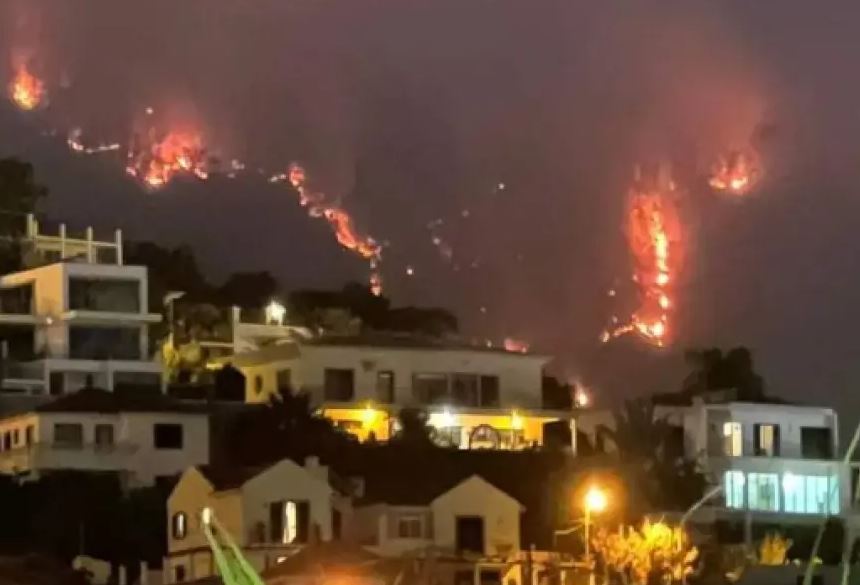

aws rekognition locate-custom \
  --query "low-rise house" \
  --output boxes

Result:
[0,387,209,486]
[166,457,351,584]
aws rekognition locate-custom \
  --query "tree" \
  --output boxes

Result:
[597,399,706,514]
[389,408,436,448]
[0,158,47,272]
[218,271,278,308]
[681,346,765,401]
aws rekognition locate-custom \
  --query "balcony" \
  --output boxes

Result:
[0,442,138,475]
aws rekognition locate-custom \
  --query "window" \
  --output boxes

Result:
[0,284,33,314]
[69,277,140,312]
[783,474,839,515]
[324,369,354,401]
[433,426,463,448]
[754,424,779,456]
[24,425,33,446]
[801,427,833,459]
[455,516,485,554]
[254,375,264,396]
[49,372,65,396]
[413,373,448,404]
[153,424,184,449]
[269,500,310,543]
[723,422,742,456]
[747,472,779,512]
[69,327,140,360]
[397,516,423,539]
[172,512,188,539]
[53,423,83,447]
[95,424,114,448]
[376,370,395,403]
[173,565,187,583]
[723,471,745,509]
[479,376,500,407]
[276,369,292,392]
[11,429,19,446]
[2,432,10,450]
[452,374,480,407]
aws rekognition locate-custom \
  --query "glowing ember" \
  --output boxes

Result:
[708,150,761,197]
[280,163,383,295]
[126,130,209,189]
[503,337,529,353]
[67,128,121,155]
[8,63,45,111]
[603,165,683,347]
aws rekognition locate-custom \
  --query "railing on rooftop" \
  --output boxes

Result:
[22,214,123,267]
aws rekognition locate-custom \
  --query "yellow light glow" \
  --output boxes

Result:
[510,410,523,430]
[430,409,456,428]
[265,300,287,325]
[202,507,213,525]
[362,406,378,427]
[584,486,607,513]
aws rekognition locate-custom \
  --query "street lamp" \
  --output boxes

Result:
[583,486,607,585]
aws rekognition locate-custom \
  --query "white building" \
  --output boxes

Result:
[223,333,571,450]
[0,215,162,395]
[166,457,352,583]
[576,393,847,521]
[0,387,210,486]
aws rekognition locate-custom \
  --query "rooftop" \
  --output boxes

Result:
[306,332,546,357]
[32,387,209,415]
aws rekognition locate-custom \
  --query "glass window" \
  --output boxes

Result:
[801,427,833,459]
[754,424,779,457]
[0,284,33,314]
[723,422,742,456]
[25,425,33,446]
[452,374,479,407]
[748,472,779,511]
[53,423,83,447]
[172,512,187,539]
[95,424,114,448]
[397,516,423,538]
[724,470,745,509]
[480,376,500,407]
[69,278,140,312]
[413,373,448,404]
[153,423,183,449]
[69,327,141,360]
[270,500,309,544]
[376,370,395,403]
[783,474,837,514]
[324,369,354,401]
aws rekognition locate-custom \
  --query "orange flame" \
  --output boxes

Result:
[126,130,209,189]
[603,165,683,347]
[503,337,529,353]
[279,163,383,295]
[709,150,761,197]
[8,63,45,111]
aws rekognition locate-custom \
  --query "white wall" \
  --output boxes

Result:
[239,344,547,410]
[0,410,209,486]
[430,476,522,556]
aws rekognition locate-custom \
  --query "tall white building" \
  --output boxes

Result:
[0,215,162,395]
[577,393,847,521]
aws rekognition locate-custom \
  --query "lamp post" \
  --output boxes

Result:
[583,486,607,585]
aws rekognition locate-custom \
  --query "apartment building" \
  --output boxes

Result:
[0,215,162,395]
[576,392,846,520]
[0,387,209,486]
[223,332,572,450]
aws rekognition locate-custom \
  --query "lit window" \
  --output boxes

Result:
[723,471,745,509]
[723,422,742,457]
[172,512,188,539]
[783,474,838,514]
[747,473,779,511]
[754,424,779,457]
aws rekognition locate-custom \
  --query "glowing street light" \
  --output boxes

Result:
[583,486,608,585]
[265,300,287,325]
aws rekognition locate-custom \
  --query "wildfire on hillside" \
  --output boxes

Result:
[126,129,209,190]
[503,337,529,353]
[8,62,45,111]
[708,149,761,197]
[602,164,683,347]
[279,163,383,295]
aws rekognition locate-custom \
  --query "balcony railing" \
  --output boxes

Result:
[0,442,139,474]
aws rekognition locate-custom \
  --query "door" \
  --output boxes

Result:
[455,516,484,555]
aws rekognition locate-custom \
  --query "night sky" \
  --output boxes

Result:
[2,1,860,434]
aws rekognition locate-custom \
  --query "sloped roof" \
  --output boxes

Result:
[307,332,547,358]
[196,461,279,491]
[359,472,518,507]
[34,387,208,415]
